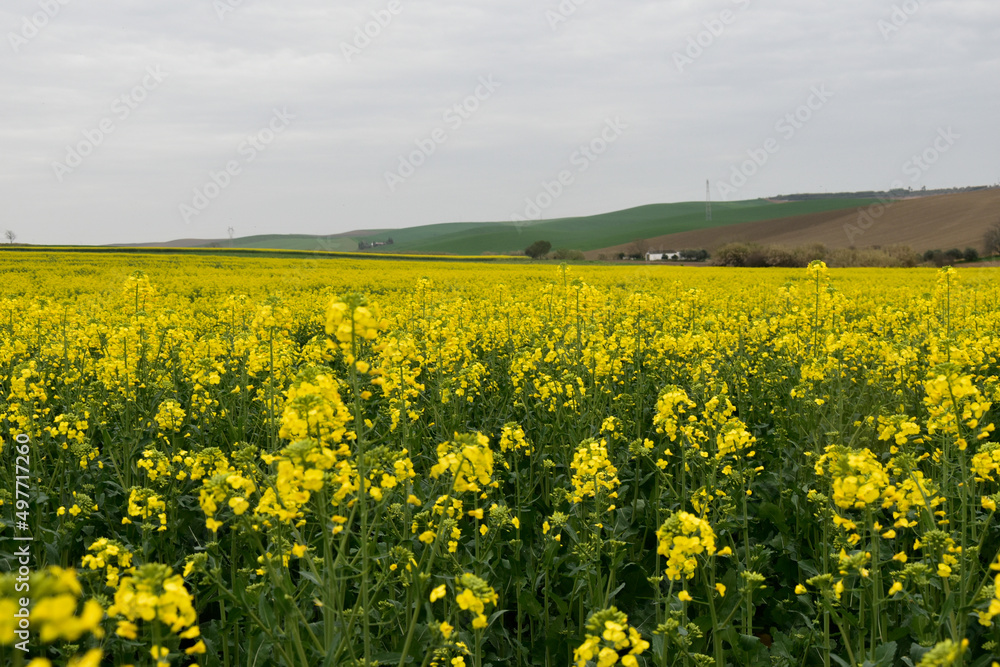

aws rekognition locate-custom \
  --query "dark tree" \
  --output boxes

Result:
[985,220,1000,257]
[524,240,552,259]
[680,249,710,261]
[926,250,949,267]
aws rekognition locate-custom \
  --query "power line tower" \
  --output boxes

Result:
[705,180,712,221]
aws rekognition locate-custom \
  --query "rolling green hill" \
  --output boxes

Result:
[210,234,364,252]
[128,197,884,255]
[355,198,880,255]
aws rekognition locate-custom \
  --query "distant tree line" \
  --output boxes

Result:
[921,248,979,267]
[715,242,920,268]
[615,249,709,261]
[522,241,587,261]
[774,185,992,201]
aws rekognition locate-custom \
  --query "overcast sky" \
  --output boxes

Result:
[2,0,998,245]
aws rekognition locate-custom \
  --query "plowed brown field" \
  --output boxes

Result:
[588,188,1000,258]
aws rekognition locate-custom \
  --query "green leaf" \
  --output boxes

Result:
[873,640,897,666]
[830,653,852,667]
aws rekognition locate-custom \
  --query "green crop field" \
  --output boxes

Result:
[357,198,879,255]
[173,198,879,256]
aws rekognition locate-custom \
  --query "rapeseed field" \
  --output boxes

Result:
[1,251,999,667]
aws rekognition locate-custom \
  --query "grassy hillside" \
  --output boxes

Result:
[123,197,885,255]
[157,224,503,253]
[362,199,880,255]
[354,222,502,246]
[213,234,365,252]
[115,233,381,253]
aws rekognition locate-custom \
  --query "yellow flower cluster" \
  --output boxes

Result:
[122,269,157,310]
[652,386,696,442]
[814,445,888,509]
[137,446,235,484]
[108,563,205,658]
[980,562,1000,626]
[82,538,134,587]
[372,335,425,430]
[573,607,649,667]
[362,447,416,502]
[124,487,168,531]
[257,436,356,525]
[656,511,717,581]
[42,412,89,447]
[570,438,620,504]
[924,368,995,450]
[454,572,498,629]
[498,422,532,454]
[715,418,755,458]
[0,567,103,645]
[972,442,1000,482]
[881,471,945,527]
[877,414,922,449]
[916,638,968,666]
[806,259,828,281]
[136,448,174,482]
[279,365,353,446]
[430,432,495,495]
[326,293,386,367]
[153,398,186,434]
[250,297,292,334]
[56,491,98,520]
[199,470,256,531]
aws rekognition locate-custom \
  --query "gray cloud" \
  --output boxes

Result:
[1,0,997,244]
